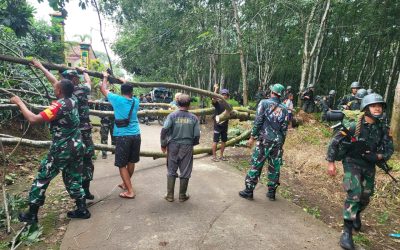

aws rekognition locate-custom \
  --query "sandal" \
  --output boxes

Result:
[211,157,219,162]
[219,156,228,161]
[119,192,135,199]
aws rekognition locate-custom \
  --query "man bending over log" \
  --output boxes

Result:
[32,60,96,200]
[11,79,90,224]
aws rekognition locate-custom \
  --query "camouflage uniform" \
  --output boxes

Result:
[244,97,289,193]
[29,97,85,205]
[326,116,393,221]
[73,84,94,182]
[338,94,356,110]
[346,100,361,110]
[301,88,315,113]
[97,98,115,157]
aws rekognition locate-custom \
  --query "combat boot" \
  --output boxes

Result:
[340,220,355,250]
[266,185,277,201]
[239,188,253,200]
[353,211,362,231]
[82,180,95,200]
[164,176,176,202]
[179,178,190,202]
[67,198,91,219]
[18,204,39,224]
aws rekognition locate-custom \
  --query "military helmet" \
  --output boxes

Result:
[270,84,285,97]
[61,69,79,78]
[360,93,386,112]
[355,88,368,100]
[350,81,361,89]
[367,88,374,94]
[329,90,336,95]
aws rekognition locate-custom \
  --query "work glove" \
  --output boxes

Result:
[362,152,379,163]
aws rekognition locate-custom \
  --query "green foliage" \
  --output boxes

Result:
[226,99,239,107]
[377,211,390,225]
[353,234,371,246]
[20,224,43,246]
[303,206,321,219]
[0,0,34,37]
[0,194,28,228]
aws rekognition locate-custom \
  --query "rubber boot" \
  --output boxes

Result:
[266,186,277,201]
[179,178,190,202]
[18,204,39,224]
[164,176,176,202]
[353,211,362,231]
[239,187,254,200]
[82,180,95,200]
[340,220,355,250]
[67,198,91,219]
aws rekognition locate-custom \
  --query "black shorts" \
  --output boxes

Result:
[213,127,228,143]
[114,135,141,167]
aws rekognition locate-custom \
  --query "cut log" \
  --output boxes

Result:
[0,129,251,159]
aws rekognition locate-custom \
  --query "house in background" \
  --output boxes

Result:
[50,12,97,69]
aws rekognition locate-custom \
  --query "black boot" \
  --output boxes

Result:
[340,220,355,250]
[353,211,362,231]
[179,178,190,202]
[18,204,39,224]
[67,198,91,219]
[164,176,176,202]
[266,185,277,201]
[239,187,253,200]
[82,180,95,200]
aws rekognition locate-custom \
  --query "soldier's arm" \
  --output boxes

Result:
[77,67,92,88]
[31,59,58,88]
[10,96,44,124]
[326,130,346,162]
[100,72,110,97]
[251,101,266,139]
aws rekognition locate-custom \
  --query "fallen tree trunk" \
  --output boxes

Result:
[0,104,255,121]
[0,130,251,159]
[0,54,232,113]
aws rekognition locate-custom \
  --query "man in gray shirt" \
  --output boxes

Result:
[161,94,200,202]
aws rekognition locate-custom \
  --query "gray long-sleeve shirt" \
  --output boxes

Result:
[160,109,200,147]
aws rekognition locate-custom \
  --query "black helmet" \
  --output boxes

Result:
[328,90,335,95]
[350,81,361,89]
[360,93,386,118]
[355,88,368,100]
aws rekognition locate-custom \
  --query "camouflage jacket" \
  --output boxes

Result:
[346,100,361,111]
[73,83,92,130]
[39,97,82,144]
[252,97,288,144]
[96,98,114,123]
[338,94,356,109]
[326,115,394,167]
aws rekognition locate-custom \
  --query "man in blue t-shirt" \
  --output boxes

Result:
[100,72,141,199]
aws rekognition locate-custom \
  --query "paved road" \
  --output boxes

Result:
[61,125,340,250]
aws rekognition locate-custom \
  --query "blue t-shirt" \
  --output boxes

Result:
[107,92,141,136]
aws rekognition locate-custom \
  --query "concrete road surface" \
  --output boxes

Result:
[61,125,340,250]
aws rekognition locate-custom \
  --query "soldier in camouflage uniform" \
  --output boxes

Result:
[96,97,115,159]
[320,90,336,121]
[344,88,367,111]
[239,84,289,201]
[326,93,393,250]
[32,60,95,200]
[338,81,361,110]
[11,79,90,224]
[301,84,315,113]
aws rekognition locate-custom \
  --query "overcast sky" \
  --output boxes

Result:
[28,0,117,59]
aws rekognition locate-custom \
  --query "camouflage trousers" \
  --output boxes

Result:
[245,140,283,191]
[29,137,85,205]
[100,121,115,156]
[81,129,94,182]
[342,162,375,221]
